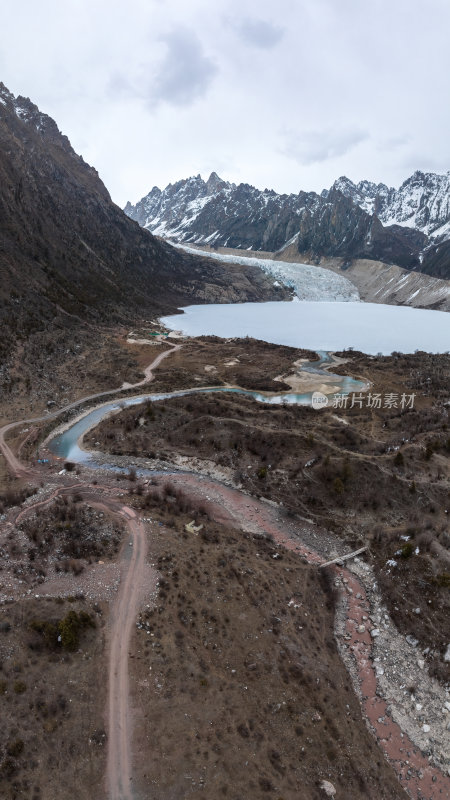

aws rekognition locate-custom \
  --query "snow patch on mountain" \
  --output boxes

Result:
[329,171,450,241]
[171,242,360,302]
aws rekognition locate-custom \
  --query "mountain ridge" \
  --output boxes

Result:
[125,170,450,280]
[326,170,450,241]
[0,83,288,367]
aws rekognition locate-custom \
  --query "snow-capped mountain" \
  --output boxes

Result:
[124,172,323,252]
[326,171,450,241]
[125,173,431,271]
[125,170,450,280]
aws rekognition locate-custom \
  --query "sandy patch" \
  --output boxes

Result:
[275,354,369,395]
[274,373,342,394]
[126,338,161,346]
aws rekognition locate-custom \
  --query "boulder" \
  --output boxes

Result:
[319,780,337,797]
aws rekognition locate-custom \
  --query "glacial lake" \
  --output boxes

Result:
[161,300,450,355]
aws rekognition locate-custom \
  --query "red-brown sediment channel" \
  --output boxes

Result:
[342,573,448,799]
[165,475,450,799]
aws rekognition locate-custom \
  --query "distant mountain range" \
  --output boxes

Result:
[125,171,450,280]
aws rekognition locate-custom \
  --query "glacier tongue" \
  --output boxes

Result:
[170,242,360,302]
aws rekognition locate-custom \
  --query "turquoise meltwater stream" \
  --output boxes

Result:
[48,352,365,469]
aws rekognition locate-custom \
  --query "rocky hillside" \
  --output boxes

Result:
[125,172,450,280]
[0,84,286,366]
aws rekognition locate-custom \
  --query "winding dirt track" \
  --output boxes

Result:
[1,343,450,799]
[0,343,177,800]
[106,506,148,800]
[3,479,150,800]
[0,339,180,479]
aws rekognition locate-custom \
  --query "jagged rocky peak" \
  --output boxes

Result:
[167,171,230,197]
[206,171,228,194]
[398,169,450,198]
[322,176,363,205]
[0,82,59,140]
[378,170,450,237]
[125,172,230,233]
[357,179,386,196]
[336,177,391,197]
[330,175,358,195]
[0,82,13,103]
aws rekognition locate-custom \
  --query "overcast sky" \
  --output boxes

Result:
[2,0,450,206]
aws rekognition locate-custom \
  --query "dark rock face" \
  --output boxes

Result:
[0,84,286,360]
[294,190,427,268]
[420,239,450,280]
[126,171,450,279]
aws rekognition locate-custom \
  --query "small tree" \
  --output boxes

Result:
[394,451,404,467]
[58,610,80,651]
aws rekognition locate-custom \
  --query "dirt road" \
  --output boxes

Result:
[5,483,153,800]
[106,506,151,800]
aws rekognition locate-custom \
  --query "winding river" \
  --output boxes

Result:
[48,352,366,465]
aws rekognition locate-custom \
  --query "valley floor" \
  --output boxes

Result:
[0,332,449,799]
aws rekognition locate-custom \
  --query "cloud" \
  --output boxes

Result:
[398,151,447,174]
[376,134,410,152]
[232,17,284,48]
[107,72,137,99]
[149,27,218,108]
[4,0,449,203]
[281,127,369,165]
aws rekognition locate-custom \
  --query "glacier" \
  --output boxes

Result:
[171,241,360,302]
